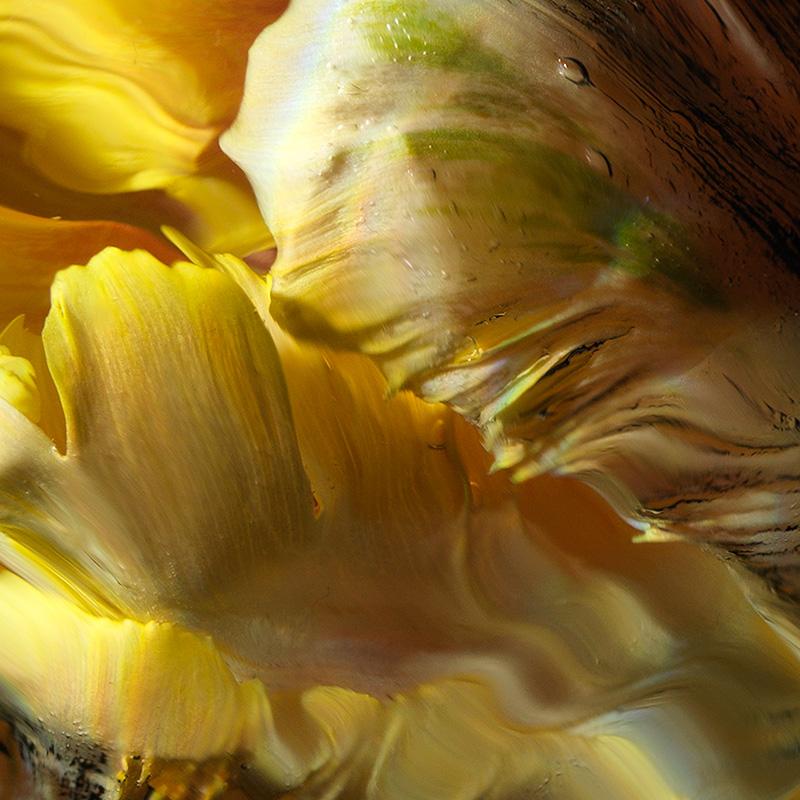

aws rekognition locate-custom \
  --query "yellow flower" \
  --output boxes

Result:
[0,2,799,800]
[0,243,797,799]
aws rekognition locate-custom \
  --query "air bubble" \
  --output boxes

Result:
[584,147,613,177]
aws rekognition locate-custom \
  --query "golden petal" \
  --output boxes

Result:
[0,205,178,329]
[0,247,313,619]
[3,564,800,799]
[164,231,470,576]
[0,332,38,425]
[2,238,800,796]
[0,316,64,449]
[0,570,306,796]
[0,0,283,252]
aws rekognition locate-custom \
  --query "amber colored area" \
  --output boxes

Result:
[520,475,745,631]
[0,0,287,254]
[0,129,194,237]
[103,0,290,124]
[0,206,179,329]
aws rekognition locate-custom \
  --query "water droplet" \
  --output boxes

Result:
[584,147,613,177]
[557,57,590,85]
[463,335,482,362]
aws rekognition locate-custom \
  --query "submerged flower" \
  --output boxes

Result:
[0,2,799,799]
[225,0,800,598]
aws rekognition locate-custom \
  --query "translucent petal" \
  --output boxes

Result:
[0,571,304,796]
[0,247,313,618]
[224,0,800,597]
[0,0,283,252]
[0,317,65,450]
[0,205,177,329]
[3,548,800,798]
[164,231,469,576]
[0,338,38,424]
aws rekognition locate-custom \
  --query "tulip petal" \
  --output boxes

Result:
[0,0,284,253]
[224,0,800,598]
[3,567,800,799]
[0,570,310,797]
[157,241,800,800]
[167,170,275,256]
[0,344,38,426]
[0,0,282,192]
[163,229,469,575]
[162,233,677,702]
[0,205,179,329]
[0,247,313,619]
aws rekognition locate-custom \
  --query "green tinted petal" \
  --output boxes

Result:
[224,0,800,598]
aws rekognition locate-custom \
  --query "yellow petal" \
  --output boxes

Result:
[0,204,178,329]
[164,229,469,573]
[2,240,800,797]
[167,169,274,256]
[0,395,126,615]
[0,0,282,252]
[0,247,313,619]
[0,127,246,257]
[0,231,794,797]
[156,238,800,800]
[3,568,800,799]
[0,329,38,424]
[0,570,318,796]
[0,316,64,449]
[0,0,282,192]
[224,0,800,597]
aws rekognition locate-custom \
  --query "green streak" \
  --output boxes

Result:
[355,0,514,78]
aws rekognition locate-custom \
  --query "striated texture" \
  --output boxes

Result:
[1,246,800,798]
[1,2,800,797]
[224,0,800,599]
[0,249,312,619]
